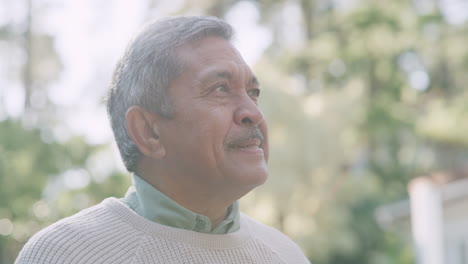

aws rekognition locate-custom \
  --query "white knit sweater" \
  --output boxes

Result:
[16,198,310,263]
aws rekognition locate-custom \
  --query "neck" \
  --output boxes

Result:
[138,164,237,228]
[169,188,232,227]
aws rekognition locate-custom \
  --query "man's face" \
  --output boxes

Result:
[157,36,269,195]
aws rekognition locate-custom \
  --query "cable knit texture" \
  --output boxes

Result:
[16,198,310,263]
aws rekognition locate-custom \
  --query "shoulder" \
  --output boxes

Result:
[15,198,144,264]
[241,213,310,264]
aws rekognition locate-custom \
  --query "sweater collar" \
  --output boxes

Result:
[122,174,240,234]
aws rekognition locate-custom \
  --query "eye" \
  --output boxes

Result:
[214,84,229,92]
[248,88,260,99]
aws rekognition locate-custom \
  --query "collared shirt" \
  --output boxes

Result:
[121,174,240,234]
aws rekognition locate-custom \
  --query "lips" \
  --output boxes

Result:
[229,138,262,150]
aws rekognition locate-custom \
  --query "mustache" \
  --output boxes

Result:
[225,126,264,148]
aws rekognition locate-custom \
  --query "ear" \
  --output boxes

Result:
[125,106,166,159]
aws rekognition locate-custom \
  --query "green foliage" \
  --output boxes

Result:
[0,119,130,262]
[241,0,468,263]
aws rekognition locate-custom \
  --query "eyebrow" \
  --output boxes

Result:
[203,71,260,87]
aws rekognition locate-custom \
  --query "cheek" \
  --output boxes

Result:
[175,103,234,153]
[185,114,230,152]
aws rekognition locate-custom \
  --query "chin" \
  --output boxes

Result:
[235,168,269,193]
[254,170,269,186]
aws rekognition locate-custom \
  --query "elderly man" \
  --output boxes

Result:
[16,16,309,263]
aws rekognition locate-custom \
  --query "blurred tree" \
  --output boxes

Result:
[235,0,468,263]
[0,0,62,118]
[0,119,130,262]
[0,1,131,262]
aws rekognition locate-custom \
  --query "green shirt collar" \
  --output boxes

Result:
[122,174,240,234]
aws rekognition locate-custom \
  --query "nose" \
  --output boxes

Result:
[234,94,265,127]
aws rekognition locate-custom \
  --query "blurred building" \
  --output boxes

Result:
[376,169,468,264]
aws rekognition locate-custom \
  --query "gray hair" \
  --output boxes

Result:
[107,16,233,173]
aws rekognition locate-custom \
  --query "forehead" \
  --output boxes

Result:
[175,36,253,80]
